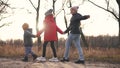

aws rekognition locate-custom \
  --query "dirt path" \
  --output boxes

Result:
[0,58,119,68]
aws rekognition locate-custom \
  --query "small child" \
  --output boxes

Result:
[22,23,37,62]
[36,9,64,62]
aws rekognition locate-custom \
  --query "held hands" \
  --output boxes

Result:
[35,35,38,37]
[63,31,66,34]
[36,31,42,37]
[36,34,40,37]
[33,35,39,38]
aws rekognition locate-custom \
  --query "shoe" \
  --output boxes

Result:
[61,57,69,62]
[36,56,46,62]
[49,57,59,62]
[32,54,38,60]
[22,56,28,62]
[75,60,85,64]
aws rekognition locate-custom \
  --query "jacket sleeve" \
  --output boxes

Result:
[80,15,89,20]
[56,26,64,34]
[74,14,89,21]
[37,29,44,37]
[25,31,36,38]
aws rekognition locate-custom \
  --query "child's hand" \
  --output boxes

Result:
[35,35,38,37]
[36,33,40,37]
[37,30,43,37]
[63,32,66,34]
[33,35,37,38]
[63,31,67,34]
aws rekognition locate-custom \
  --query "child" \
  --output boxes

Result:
[36,9,64,62]
[22,23,37,62]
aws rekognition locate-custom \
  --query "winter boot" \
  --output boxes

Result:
[22,56,28,62]
[61,57,69,62]
[75,60,85,64]
[32,54,38,60]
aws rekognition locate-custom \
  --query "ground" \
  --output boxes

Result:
[0,58,119,68]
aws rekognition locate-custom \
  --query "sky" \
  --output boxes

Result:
[0,0,119,41]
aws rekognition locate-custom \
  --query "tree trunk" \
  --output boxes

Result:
[118,7,120,46]
[36,0,41,51]
[116,0,120,46]
[52,0,59,50]
[80,28,88,47]
[28,0,41,51]
[63,9,69,35]
[53,0,55,15]
[118,4,120,46]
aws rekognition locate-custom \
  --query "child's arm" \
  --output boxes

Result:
[56,26,64,34]
[36,30,44,37]
[25,31,36,38]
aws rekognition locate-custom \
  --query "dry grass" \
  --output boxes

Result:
[0,35,119,63]
[0,45,119,63]
[83,47,120,63]
[0,45,24,57]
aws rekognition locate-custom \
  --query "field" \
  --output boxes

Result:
[0,58,120,68]
[0,36,120,68]
[0,45,119,63]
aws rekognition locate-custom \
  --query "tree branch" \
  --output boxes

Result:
[28,0,37,10]
[0,0,10,14]
[0,0,9,7]
[55,0,66,17]
[105,0,110,10]
[88,0,119,20]
[0,5,6,13]
[69,0,72,7]
[0,22,12,28]
[116,0,120,7]
[54,0,57,2]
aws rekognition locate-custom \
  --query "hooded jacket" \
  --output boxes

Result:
[37,14,63,41]
[24,28,35,47]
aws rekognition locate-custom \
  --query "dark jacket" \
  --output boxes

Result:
[23,29,35,47]
[64,13,89,34]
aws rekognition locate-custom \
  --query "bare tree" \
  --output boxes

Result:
[52,0,57,15]
[53,0,89,47]
[116,0,120,45]
[87,0,120,45]
[28,0,41,50]
[0,0,11,28]
[0,0,9,13]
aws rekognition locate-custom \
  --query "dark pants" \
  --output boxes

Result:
[42,41,57,57]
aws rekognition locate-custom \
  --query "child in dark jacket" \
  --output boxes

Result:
[22,23,37,62]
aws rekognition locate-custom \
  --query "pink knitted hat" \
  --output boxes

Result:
[71,6,79,11]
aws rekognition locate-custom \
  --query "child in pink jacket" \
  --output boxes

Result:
[36,9,63,62]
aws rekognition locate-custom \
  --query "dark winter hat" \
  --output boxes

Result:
[45,9,53,16]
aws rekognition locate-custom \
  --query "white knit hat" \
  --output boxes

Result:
[45,9,53,16]
[71,6,79,11]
